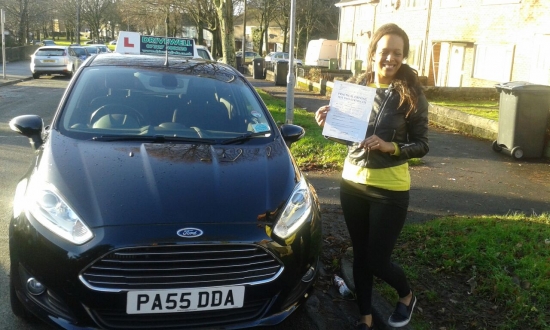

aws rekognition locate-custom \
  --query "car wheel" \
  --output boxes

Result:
[32,73,40,79]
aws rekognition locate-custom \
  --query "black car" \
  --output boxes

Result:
[9,48,322,329]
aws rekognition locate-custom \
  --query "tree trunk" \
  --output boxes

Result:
[214,0,236,68]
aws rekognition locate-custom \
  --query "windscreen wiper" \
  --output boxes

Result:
[92,135,217,144]
[220,132,269,145]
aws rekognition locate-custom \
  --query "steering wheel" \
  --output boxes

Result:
[90,104,146,128]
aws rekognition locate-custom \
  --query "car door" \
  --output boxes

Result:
[68,48,81,70]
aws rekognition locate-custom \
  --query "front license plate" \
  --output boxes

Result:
[126,286,245,314]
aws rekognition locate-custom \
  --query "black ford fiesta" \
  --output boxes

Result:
[9,41,321,330]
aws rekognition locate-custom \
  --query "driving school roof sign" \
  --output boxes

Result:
[115,31,196,57]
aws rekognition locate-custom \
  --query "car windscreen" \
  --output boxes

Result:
[36,49,66,56]
[85,47,99,54]
[59,66,274,143]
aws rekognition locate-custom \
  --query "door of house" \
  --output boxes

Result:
[447,44,466,87]
[436,42,465,87]
[530,34,550,85]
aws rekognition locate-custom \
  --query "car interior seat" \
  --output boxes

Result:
[173,79,231,131]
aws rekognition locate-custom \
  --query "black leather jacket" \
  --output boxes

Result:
[346,85,429,169]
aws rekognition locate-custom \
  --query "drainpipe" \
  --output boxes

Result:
[422,0,433,78]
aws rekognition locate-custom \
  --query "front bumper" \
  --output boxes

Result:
[9,210,321,329]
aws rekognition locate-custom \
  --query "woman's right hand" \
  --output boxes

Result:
[315,105,330,127]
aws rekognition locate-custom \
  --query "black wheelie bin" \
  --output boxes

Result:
[274,60,289,86]
[493,82,550,159]
[253,58,265,79]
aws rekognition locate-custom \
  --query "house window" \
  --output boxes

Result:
[405,40,423,70]
[473,44,515,82]
[406,0,427,9]
[438,0,461,7]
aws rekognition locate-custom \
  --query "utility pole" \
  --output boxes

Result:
[242,0,246,53]
[2,9,6,80]
[285,0,297,124]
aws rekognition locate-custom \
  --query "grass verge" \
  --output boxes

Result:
[376,213,550,330]
[430,99,499,121]
[257,89,348,170]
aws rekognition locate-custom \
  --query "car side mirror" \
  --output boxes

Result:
[9,115,44,150]
[280,124,305,146]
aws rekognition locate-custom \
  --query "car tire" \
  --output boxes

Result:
[32,73,40,79]
[67,66,74,78]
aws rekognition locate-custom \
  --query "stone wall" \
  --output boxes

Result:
[0,46,40,63]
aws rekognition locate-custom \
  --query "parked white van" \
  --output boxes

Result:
[304,39,339,67]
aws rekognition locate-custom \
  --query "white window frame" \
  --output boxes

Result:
[405,39,423,70]
[473,43,515,82]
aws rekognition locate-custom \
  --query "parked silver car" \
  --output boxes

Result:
[30,46,82,79]
[264,52,302,65]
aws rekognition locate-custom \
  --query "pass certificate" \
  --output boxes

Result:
[322,80,377,143]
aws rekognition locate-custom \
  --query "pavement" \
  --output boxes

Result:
[3,61,550,330]
[1,62,33,86]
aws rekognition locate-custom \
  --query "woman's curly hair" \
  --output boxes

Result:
[348,23,422,117]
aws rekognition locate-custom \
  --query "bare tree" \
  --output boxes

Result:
[80,0,116,41]
[247,0,276,56]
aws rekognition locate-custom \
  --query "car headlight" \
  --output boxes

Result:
[13,178,28,218]
[27,178,93,245]
[273,176,313,239]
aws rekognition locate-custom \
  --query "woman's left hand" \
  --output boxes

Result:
[360,135,395,154]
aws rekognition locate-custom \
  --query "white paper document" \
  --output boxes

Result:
[322,80,377,143]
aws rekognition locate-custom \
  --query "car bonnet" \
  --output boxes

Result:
[34,131,299,228]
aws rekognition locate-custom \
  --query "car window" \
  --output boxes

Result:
[36,49,66,56]
[197,49,211,60]
[60,67,273,139]
[73,48,87,56]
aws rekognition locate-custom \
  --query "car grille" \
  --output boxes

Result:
[88,298,271,330]
[80,244,283,291]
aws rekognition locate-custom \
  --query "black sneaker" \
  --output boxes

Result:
[388,294,417,327]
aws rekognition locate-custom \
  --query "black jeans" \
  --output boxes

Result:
[340,179,411,316]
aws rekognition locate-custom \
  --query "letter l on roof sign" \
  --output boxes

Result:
[124,37,134,47]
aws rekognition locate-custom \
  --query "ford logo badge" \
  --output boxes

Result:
[177,228,204,238]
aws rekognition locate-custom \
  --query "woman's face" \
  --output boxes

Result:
[373,34,405,84]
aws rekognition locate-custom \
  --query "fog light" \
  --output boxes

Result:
[26,278,46,295]
[301,266,315,283]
